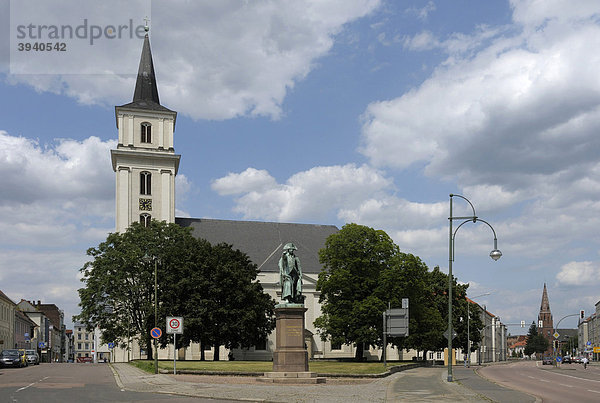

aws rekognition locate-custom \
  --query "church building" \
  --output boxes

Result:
[108,29,411,362]
[537,283,554,355]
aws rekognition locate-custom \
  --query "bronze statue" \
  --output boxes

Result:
[279,243,304,304]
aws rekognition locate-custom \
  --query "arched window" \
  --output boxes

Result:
[141,122,151,143]
[140,171,151,195]
[140,213,151,227]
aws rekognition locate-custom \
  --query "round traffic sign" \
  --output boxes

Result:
[169,318,180,330]
[150,327,162,339]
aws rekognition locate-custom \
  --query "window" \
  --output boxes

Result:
[140,171,151,195]
[428,352,434,360]
[331,341,342,350]
[77,333,81,340]
[140,213,151,227]
[85,343,89,350]
[437,352,442,360]
[141,122,151,143]
[77,343,81,350]
[85,334,88,340]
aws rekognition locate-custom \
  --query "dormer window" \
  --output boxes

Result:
[141,122,152,143]
[140,171,151,195]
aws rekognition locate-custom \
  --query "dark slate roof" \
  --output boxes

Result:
[556,328,578,342]
[117,34,175,115]
[176,218,338,274]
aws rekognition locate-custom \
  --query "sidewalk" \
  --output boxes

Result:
[110,363,392,402]
[109,362,532,402]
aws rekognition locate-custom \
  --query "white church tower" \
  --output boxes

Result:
[111,30,180,233]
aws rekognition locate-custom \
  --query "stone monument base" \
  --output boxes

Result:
[258,371,325,384]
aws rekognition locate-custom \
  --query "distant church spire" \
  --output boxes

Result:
[540,282,551,313]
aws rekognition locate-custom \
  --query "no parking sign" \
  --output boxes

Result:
[166,316,183,334]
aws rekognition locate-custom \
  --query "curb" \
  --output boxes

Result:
[166,362,425,378]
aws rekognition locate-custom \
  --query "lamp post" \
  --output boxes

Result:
[466,292,491,367]
[448,194,501,382]
[144,254,159,374]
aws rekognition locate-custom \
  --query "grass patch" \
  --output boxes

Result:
[130,359,156,373]
[130,360,410,375]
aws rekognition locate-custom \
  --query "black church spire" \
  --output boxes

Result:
[133,33,160,105]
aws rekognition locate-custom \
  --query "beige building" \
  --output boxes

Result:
[0,290,16,350]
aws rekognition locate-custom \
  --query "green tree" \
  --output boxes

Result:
[74,221,199,359]
[166,243,276,360]
[376,254,445,358]
[75,221,276,361]
[315,223,399,360]
[524,323,549,357]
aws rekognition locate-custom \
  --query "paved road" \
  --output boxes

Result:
[0,363,221,402]
[479,360,600,402]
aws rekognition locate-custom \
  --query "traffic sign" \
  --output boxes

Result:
[443,328,458,341]
[167,316,183,334]
[553,332,560,339]
[38,342,46,349]
[556,356,562,363]
[587,341,592,346]
[150,327,162,339]
[108,342,115,349]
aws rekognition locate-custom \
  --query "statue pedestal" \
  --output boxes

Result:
[259,304,325,384]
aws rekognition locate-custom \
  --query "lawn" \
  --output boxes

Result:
[130,360,411,375]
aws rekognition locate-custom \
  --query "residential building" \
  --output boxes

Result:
[16,300,48,360]
[14,310,37,349]
[507,335,527,357]
[0,290,16,350]
[65,329,74,362]
[32,302,65,362]
[73,323,95,361]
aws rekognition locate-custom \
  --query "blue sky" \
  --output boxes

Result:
[1,0,599,335]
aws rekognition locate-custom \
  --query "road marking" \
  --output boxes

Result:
[559,384,573,388]
[15,376,49,392]
[540,379,550,383]
[588,390,600,394]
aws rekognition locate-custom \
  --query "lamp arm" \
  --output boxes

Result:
[451,218,499,261]
[451,194,477,217]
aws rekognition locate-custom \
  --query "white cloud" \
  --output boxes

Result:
[212,168,278,196]
[212,164,392,222]
[5,0,381,120]
[405,1,436,20]
[0,131,115,204]
[556,261,600,286]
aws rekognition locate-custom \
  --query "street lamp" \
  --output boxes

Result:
[448,194,501,382]
[143,253,159,375]
[466,292,491,367]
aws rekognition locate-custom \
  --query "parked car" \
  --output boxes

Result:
[0,349,27,368]
[562,356,571,364]
[25,349,39,365]
[542,356,553,365]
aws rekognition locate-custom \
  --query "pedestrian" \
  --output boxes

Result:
[582,356,588,369]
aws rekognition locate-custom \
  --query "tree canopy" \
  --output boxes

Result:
[524,323,549,357]
[315,223,484,361]
[75,220,275,360]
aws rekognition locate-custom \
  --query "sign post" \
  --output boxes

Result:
[167,317,183,375]
[382,305,409,368]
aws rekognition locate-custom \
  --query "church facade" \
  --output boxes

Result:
[109,31,410,362]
